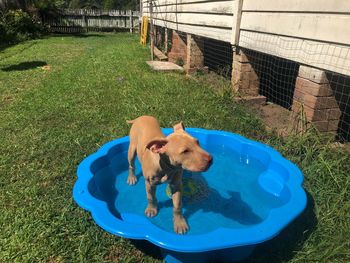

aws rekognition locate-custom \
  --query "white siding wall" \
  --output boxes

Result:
[142,0,235,42]
[142,0,350,75]
[239,0,350,76]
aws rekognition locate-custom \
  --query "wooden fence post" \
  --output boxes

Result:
[164,27,168,54]
[232,0,243,46]
[149,1,154,60]
[83,9,88,32]
[129,11,132,33]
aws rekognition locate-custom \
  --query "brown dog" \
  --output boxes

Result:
[126,116,212,234]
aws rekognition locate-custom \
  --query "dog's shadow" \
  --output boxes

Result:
[158,173,263,226]
[87,169,317,262]
[133,174,317,262]
[144,175,317,263]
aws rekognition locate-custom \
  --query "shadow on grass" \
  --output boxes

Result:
[1,61,47,71]
[130,240,163,260]
[46,33,107,38]
[47,30,131,39]
[0,40,39,58]
[0,43,21,54]
[0,44,11,53]
[242,191,317,263]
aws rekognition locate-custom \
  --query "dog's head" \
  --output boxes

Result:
[146,122,212,172]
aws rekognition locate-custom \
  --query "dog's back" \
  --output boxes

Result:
[127,116,165,159]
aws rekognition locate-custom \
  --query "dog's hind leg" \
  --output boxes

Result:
[127,142,137,185]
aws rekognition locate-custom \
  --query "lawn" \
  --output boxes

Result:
[0,33,349,263]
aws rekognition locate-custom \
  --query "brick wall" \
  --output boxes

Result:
[167,31,187,65]
[231,50,260,96]
[292,66,341,133]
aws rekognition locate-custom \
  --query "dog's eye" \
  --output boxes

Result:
[182,149,190,154]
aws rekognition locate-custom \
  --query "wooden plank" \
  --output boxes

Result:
[146,61,184,71]
[143,1,233,14]
[240,12,350,45]
[154,46,168,61]
[143,11,233,28]
[239,30,350,76]
[242,0,350,13]
[152,18,232,42]
[231,0,242,45]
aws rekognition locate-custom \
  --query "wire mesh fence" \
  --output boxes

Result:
[151,25,350,141]
[327,72,350,141]
[203,38,233,79]
[241,49,299,109]
[239,32,350,141]
[153,28,233,78]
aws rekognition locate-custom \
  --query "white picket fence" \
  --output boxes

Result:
[43,9,140,33]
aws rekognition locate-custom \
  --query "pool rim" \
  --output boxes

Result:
[73,128,307,253]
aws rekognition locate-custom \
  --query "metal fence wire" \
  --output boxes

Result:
[154,29,233,78]
[152,26,350,141]
[239,32,350,141]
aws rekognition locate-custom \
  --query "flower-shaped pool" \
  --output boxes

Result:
[73,128,306,262]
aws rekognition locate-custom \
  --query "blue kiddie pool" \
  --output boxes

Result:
[73,128,307,262]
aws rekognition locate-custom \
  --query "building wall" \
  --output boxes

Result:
[142,0,235,43]
[142,0,350,76]
[238,0,350,76]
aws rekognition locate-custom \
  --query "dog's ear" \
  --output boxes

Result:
[146,139,168,154]
[173,121,185,132]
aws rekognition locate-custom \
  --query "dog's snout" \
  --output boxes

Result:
[203,153,213,169]
[204,153,212,163]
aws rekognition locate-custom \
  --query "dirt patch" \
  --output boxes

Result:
[41,65,51,71]
[45,256,63,263]
[331,142,350,153]
[245,101,292,136]
[245,100,350,150]
[2,95,14,102]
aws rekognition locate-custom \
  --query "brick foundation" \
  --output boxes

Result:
[231,49,260,96]
[167,31,187,66]
[292,65,341,133]
[185,34,205,74]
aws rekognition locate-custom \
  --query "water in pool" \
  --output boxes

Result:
[90,145,287,235]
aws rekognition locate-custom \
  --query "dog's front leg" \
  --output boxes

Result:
[144,179,158,217]
[170,173,189,234]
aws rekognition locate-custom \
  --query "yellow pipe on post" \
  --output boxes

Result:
[140,16,149,46]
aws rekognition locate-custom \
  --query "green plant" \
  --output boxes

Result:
[0,9,42,44]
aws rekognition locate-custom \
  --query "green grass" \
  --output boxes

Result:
[0,33,349,263]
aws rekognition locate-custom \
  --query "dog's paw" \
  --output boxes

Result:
[127,175,137,185]
[174,215,189,234]
[145,206,158,217]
